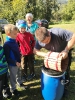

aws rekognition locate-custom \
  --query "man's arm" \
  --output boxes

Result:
[64,33,75,51]
[33,48,47,57]
[60,33,75,59]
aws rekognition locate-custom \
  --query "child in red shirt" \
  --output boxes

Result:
[16,20,35,81]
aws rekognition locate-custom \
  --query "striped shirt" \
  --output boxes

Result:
[0,46,8,75]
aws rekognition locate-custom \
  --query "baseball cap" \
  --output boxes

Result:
[16,20,26,29]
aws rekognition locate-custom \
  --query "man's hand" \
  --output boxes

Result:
[59,51,68,59]
[16,62,21,67]
[33,48,47,57]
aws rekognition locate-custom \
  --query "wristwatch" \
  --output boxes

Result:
[64,49,69,53]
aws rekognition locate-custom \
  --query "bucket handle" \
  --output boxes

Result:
[61,79,69,85]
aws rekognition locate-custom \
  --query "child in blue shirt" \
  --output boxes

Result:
[3,24,27,97]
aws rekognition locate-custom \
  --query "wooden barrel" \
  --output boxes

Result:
[44,51,69,72]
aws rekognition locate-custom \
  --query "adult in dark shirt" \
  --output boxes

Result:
[34,27,74,53]
[34,27,75,92]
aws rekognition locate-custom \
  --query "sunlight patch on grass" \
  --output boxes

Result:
[30,85,41,89]
[25,79,41,85]
[19,95,28,100]
[49,24,75,33]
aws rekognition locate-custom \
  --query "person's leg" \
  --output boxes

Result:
[9,66,21,96]
[16,67,28,89]
[21,55,28,80]
[63,49,73,97]
[0,74,5,100]
[0,80,3,100]
[0,95,3,100]
[3,72,12,99]
[9,66,18,91]
[28,54,34,74]
[27,54,35,80]
[16,67,22,84]
[65,49,73,86]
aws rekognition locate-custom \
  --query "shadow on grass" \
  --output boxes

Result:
[19,87,43,100]
[4,55,75,100]
[8,78,43,100]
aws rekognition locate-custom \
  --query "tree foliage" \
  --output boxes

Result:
[0,0,59,23]
[0,0,75,23]
[61,0,75,21]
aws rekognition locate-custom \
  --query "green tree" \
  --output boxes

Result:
[25,0,37,20]
[61,0,75,21]
[0,0,14,23]
[36,0,58,22]
[0,0,59,23]
[12,0,27,23]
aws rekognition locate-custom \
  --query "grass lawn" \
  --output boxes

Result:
[3,23,75,100]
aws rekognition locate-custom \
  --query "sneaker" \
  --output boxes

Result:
[22,76,27,82]
[13,89,21,96]
[3,89,12,99]
[27,73,35,80]
[22,74,27,82]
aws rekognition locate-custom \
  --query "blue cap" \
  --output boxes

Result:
[16,20,26,29]
[18,23,26,29]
